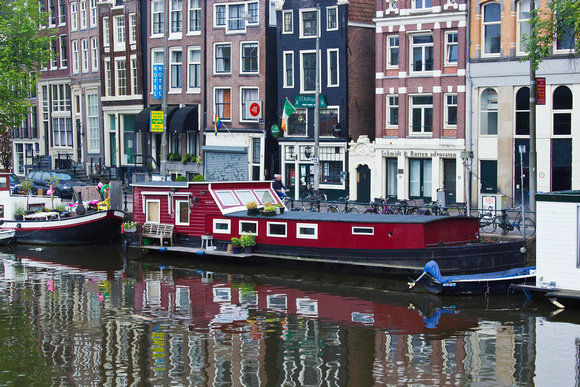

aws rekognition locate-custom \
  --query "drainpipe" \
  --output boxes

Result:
[465,0,473,214]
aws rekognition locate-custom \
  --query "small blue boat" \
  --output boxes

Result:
[409,260,536,295]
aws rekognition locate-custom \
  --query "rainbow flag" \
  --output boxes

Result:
[214,114,222,136]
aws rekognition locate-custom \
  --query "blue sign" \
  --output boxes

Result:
[153,65,163,100]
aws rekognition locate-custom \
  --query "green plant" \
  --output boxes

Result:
[264,205,276,212]
[14,205,26,216]
[231,237,241,246]
[275,204,284,208]
[246,201,257,210]
[55,204,66,212]
[194,156,202,165]
[122,221,139,229]
[192,174,205,182]
[175,175,186,182]
[21,179,34,195]
[147,162,153,171]
[240,233,256,248]
[181,153,192,164]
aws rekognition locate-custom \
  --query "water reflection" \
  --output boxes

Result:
[0,245,578,385]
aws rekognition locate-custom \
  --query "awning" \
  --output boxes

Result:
[168,106,199,133]
[134,105,161,132]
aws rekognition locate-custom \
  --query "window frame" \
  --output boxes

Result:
[283,51,294,88]
[444,93,458,128]
[175,200,190,226]
[91,37,98,72]
[267,222,287,238]
[131,56,138,95]
[297,223,318,239]
[300,50,317,94]
[410,33,434,74]
[59,35,68,69]
[327,48,339,87]
[283,10,293,34]
[386,35,399,69]
[241,41,259,74]
[169,48,183,92]
[445,31,458,66]
[70,2,78,31]
[300,9,318,39]
[129,13,137,44]
[81,38,89,73]
[480,88,499,136]
[412,0,432,10]
[327,6,338,31]
[115,58,128,97]
[79,0,87,30]
[214,42,231,75]
[188,0,201,34]
[89,0,97,27]
[87,92,99,153]
[516,0,531,55]
[212,219,231,234]
[482,2,501,57]
[146,200,161,224]
[152,0,164,37]
[113,15,125,52]
[170,0,183,36]
[214,87,232,121]
[187,46,201,92]
[240,87,259,122]
[409,94,433,135]
[72,40,79,74]
[386,95,399,128]
[103,17,110,48]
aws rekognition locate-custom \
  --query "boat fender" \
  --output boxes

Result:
[159,247,167,252]
[196,250,205,255]
[16,223,21,228]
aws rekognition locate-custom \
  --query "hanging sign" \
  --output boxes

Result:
[537,77,546,105]
[271,124,281,138]
[153,65,163,100]
[151,111,164,132]
[245,100,262,119]
[294,95,327,108]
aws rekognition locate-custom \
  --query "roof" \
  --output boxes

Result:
[537,191,580,203]
[348,0,375,24]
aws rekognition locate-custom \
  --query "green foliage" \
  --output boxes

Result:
[240,233,256,247]
[192,174,205,182]
[231,237,241,246]
[167,152,182,162]
[14,205,26,216]
[181,153,192,164]
[264,205,276,212]
[20,178,33,195]
[175,175,186,181]
[0,0,54,134]
[521,0,580,70]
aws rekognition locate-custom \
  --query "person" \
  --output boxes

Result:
[273,174,288,199]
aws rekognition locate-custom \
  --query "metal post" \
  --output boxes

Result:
[528,0,537,214]
[313,3,320,193]
[519,145,526,241]
[160,0,170,176]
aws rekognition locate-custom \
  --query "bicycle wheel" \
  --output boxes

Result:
[346,207,359,213]
[479,214,496,233]
[327,205,339,213]
[517,217,536,237]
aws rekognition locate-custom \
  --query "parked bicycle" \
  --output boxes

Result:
[327,196,359,213]
[392,199,419,215]
[363,197,396,214]
[426,201,450,216]
[298,186,327,212]
[478,207,536,237]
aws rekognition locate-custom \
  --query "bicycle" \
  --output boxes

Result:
[392,199,419,215]
[327,196,359,213]
[299,186,327,212]
[479,207,536,237]
[363,197,397,214]
[426,201,450,216]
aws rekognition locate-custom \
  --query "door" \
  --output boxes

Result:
[357,165,371,203]
[109,133,117,167]
[480,160,497,194]
[443,159,456,205]
[514,139,530,207]
[385,158,398,200]
[409,158,432,201]
[298,164,313,197]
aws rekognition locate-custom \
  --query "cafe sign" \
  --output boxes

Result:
[294,95,327,108]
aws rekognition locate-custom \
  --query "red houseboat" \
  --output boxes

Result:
[130,180,526,275]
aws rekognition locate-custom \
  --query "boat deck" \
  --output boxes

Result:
[512,284,580,308]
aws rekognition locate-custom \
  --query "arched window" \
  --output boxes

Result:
[553,86,572,135]
[483,3,501,55]
[515,87,530,135]
[480,88,498,135]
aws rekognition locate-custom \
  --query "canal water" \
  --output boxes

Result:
[0,244,577,386]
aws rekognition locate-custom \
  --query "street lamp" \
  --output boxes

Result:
[304,146,312,159]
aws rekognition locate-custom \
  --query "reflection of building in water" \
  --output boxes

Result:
[2,259,541,385]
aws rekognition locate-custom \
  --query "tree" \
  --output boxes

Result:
[522,0,580,70]
[0,0,53,134]
[0,130,11,170]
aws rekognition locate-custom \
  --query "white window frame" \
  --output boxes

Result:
[482,2,501,57]
[480,88,498,135]
[170,0,183,36]
[412,0,432,10]
[80,0,87,30]
[146,200,161,224]
[300,50,318,94]
[444,93,458,128]
[283,51,294,88]
[188,0,201,34]
[214,87,231,121]
[103,17,110,48]
[115,58,128,96]
[240,41,259,74]
[187,46,201,92]
[240,87,259,122]
[70,2,78,31]
[282,10,293,34]
[129,13,137,44]
[516,0,531,55]
[175,200,190,225]
[59,35,68,69]
[87,92,99,153]
[214,4,226,28]
[326,6,338,31]
[267,222,287,238]
[152,0,164,37]
[91,37,98,72]
[297,223,318,239]
[89,0,97,27]
[50,39,58,69]
[247,2,259,25]
[131,56,138,95]
[212,219,231,234]
[81,38,89,73]
[327,48,339,87]
[152,49,164,93]
[299,8,318,39]
[214,42,231,75]
[104,59,111,96]
[72,40,79,74]
[410,33,434,74]
[445,31,458,66]
[386,95,399,128]
[386,35,399,69]
[409,94,433,135]
[170,48,183,92]
[114,15,125,52]
[239,220,258,235]
[352,226,374,235]
[58,0,66,25]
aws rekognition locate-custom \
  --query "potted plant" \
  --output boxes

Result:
[240,233,256,254]
[246,200,259,216]
[122,221,139,233]
[231,237,242,254]
[262,202,276,216]
[14,205,26,220]
[275,203,285,214]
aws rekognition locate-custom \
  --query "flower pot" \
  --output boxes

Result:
[227,243,233,253]
[124,226,137,233]
[244,246,253,254]
[232,246,241,254]
[262,211,276,217]
[247,208,259,216]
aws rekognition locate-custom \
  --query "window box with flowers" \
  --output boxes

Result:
[122,221,139,233]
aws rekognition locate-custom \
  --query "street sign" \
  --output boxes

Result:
[245,100,262,119]
[153,65,163,100]
[150,111,164,132]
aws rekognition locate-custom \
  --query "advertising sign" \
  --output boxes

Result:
[153,65,163,100]
[150,111,164,132]
[537,77,546,105]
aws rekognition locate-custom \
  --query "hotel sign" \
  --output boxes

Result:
[294,95,327,108]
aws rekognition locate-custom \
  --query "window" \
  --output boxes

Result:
[53,117,73,147]
[353,227,374,235]
[131,57,138,95]
[515,87,530,135]
[116,59,127,96]
[188,47,201,90]
[50,39,58,68]
[89,0,97,27]
[72,41,79,73]
[320,108,338,136]
[213,219,231,234]
[49,0,56,25]
[284,52,294,88]
[152,49,164,90]
[480,88,498,135]
[189,0,201,33]
[411,34,433,72]
[114,16,125,51]
[171,0,182,34]
[445,32,458,65]
[228,4,244,31]
[553,86,572,135]
[104,60,111,96]
[103,17,110,47]
[288,108,307,136]
[327,6,337,30]
[267,222,287,237]
[483,3,501,55]
[146,200,160,223]
[301,10,317,37]
[129,14,137,44]
[283,10,293,33]
[59,0,66,25]
[241,88,259,121]
[517,0,531,54]
[59,35,67,68]
[215,88,231,120]
[215,43,231,74]
[410,95,433,134]
[80,1,86,29]
[170,49,182,90]
[445,94,458,127]
[321,160,342,183]
[248,2,258,24]
[91,37,98,71]
[51,84,71,111]
[215,5,225,27]
[152,0,164,35]
[241,42,258,73]
[387,36,399,68]
[240,221,258,235]
[327,49,338,87]
[301,51,316,92]
[176,200,189,225]
[87,93,99,152]
[386,95,399,127]
[413,0,432,10]
[556,21,575,51]
[70,2,78,31]
[297,224,318,239]
[81,39,88,73]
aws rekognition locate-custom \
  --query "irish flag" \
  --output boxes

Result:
[281,98,296,132]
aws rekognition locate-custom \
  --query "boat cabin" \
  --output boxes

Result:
[0,171,59,220]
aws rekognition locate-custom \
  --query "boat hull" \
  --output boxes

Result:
[423,272,536,294]
[0,210,124,245]
[0,230,15,245]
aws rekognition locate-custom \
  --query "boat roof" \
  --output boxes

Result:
[226,210,470,224]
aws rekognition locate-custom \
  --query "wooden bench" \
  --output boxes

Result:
[141,223,174,246]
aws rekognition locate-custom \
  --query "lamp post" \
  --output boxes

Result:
[76,119,82,161]
[519,144,527,242]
